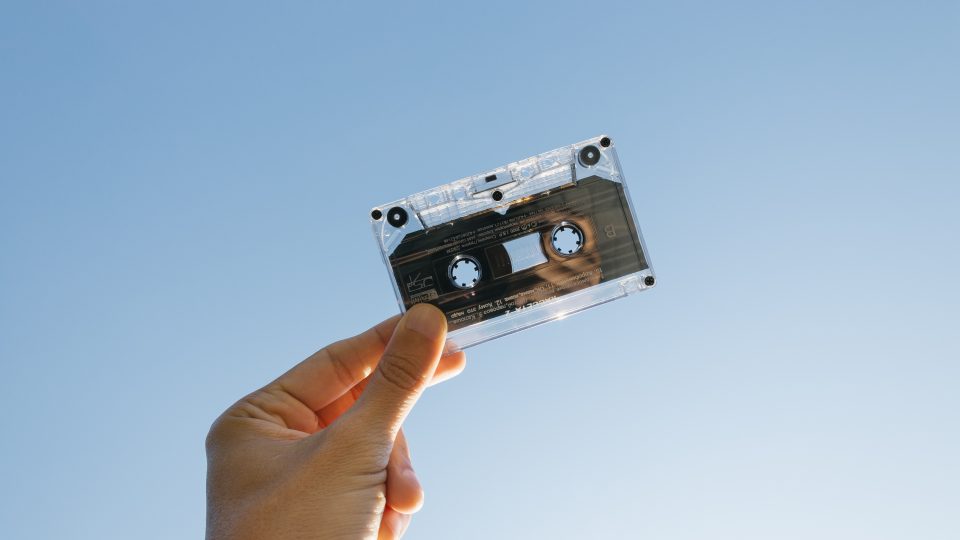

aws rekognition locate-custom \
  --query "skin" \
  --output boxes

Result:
[206,304,465,539]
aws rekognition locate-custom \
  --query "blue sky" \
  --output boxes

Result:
[1,2,958,538]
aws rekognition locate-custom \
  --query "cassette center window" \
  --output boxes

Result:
[501,234,548,273]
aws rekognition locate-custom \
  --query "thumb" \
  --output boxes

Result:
[350,304,447,438]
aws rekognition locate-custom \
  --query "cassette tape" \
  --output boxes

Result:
[370,135,655,351]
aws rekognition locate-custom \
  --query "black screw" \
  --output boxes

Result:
[600,136,611,147]
[644,276,655,286]
[492,190,503,201]
[371,209,383,220]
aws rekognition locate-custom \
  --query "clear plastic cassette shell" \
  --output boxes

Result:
[370,135,655,351]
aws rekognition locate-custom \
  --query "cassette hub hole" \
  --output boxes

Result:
[449,255,482,289]
[551,222,584,256]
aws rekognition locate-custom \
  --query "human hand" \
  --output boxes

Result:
[205,304,464,539]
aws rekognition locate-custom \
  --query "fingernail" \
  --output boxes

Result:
[403,304,446,339]
[403,467,425,512]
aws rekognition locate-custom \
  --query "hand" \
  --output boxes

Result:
[205,304,465,540]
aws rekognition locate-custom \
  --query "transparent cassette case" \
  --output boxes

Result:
[370,135,655,351]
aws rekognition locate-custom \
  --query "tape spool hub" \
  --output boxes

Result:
[551,222,584,256]
[448,255,482,289]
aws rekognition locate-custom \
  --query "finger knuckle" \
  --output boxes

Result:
[377,351,427,392]
[324,340,361,389]
[204,420,223,453]
[204,413,242,455]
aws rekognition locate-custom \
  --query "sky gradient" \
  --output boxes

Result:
[1,2,958,538]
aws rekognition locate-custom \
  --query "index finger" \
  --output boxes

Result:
[272,315,400,412]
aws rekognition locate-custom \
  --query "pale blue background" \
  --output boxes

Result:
[1,2,958,539]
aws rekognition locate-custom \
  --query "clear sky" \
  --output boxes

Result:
[1,2,958,539]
